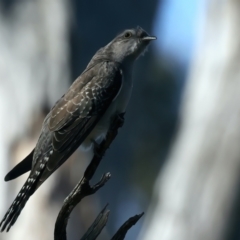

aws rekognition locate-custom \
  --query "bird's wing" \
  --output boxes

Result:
[35,61,122,173]
[4,149,34,181]
[49,61,122,151]
[0,61,123,232]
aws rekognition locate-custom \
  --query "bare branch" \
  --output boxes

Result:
[80,205,110,240]
[111,212,144,240]
[54,113,125,240]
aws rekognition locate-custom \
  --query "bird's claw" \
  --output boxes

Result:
[111,112,125,130]
[92,140,102,157]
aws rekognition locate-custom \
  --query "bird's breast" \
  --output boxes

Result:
[80,70,133,152]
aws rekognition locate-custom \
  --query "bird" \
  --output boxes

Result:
[0,26,156,232]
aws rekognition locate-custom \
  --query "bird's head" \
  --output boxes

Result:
[105,26,157,64]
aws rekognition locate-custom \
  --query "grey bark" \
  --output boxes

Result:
[0,0,70,239]
[140,1,240,240]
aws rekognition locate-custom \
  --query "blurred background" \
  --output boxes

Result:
[1,0,240,240]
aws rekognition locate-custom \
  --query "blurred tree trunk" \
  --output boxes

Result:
[140,1,240,240]
[0,0,70,239]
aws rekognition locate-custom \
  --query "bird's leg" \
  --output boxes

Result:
[92,139,102,158]
[91,113,125,158]
[110,112,125,131]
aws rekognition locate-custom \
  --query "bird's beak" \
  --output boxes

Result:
[142,36,157,41]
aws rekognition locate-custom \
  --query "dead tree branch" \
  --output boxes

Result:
[80,205,110,240]
[111,212,144,240]
[54,113,142,240]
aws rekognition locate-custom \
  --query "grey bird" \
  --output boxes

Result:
[0,26,156,232]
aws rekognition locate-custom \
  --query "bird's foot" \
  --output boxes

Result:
[111,112,125,131]
[92,140,102,158]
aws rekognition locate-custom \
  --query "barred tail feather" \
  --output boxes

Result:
[0,176,37,232]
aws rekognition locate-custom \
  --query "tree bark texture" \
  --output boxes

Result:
[0,0,70,239]
[140,1,240,240]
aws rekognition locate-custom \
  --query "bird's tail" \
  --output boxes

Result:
[0,176,37,232]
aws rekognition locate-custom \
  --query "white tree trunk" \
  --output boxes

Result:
[140,1,240,240]
[0,0,70,239]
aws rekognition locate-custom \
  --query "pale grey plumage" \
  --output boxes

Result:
[1,26,156,232]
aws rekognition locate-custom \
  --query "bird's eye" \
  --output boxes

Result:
[124,32,132,38]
